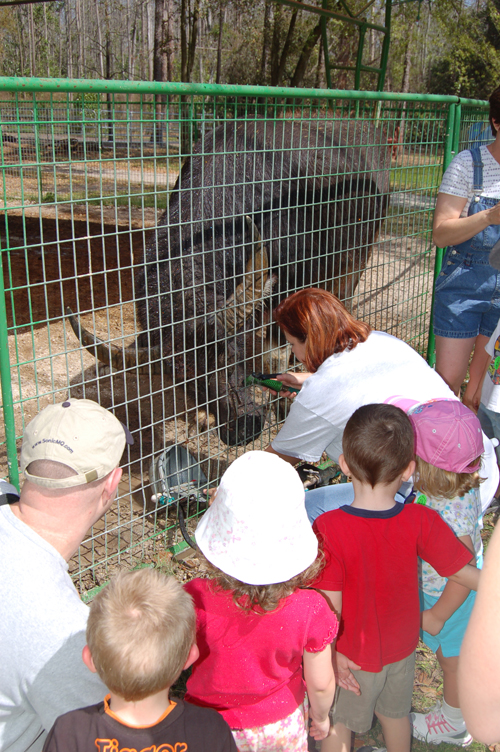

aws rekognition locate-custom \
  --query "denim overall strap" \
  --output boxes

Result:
[470,147,483,198]
[433,147,500,339]
[453,147,500,251]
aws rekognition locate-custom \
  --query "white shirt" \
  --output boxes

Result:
[439,145,500,215]
[481,317,500,411]
[0,505,105,752]
[271,331,455,463]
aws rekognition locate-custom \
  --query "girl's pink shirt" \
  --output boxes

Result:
[183,578,338,729]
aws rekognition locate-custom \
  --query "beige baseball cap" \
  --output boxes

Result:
[20,399,133,489]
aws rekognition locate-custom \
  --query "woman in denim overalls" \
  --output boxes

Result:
[433,86,500,410]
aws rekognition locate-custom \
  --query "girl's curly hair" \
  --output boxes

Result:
[200,550,325,613]
[414,455,482,500]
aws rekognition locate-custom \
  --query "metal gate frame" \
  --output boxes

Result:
[0,76,489,588]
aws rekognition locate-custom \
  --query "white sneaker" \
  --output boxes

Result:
[410,704,472,746]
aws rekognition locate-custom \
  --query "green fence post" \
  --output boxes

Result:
[0,238,19,491]
[427,102,458,366]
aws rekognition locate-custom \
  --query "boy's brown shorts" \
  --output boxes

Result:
[330,651,415,733]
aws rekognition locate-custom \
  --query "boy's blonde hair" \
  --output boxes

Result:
[86,568,195,701]
[414,454,482,500]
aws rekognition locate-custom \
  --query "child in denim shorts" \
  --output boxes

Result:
[313,404,479,752]
[407,400,484,747]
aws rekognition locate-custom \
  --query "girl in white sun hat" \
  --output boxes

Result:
[184,451,338,752]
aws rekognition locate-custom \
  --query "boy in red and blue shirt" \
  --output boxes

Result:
[313,404,479,752]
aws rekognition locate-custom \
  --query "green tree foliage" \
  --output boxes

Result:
[0,0,496,98]
[426,2,500,98]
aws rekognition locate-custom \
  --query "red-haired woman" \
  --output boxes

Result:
[264,288,497,521]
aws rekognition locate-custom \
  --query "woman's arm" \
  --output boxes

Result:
[421,534,474,636]
[264,444,301,466]
[432,192,500,248]
[459,522,500,743]
[303,645,336,740]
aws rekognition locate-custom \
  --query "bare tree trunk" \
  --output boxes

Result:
[216,0,223,84]
[394,21,414,160]
[104,2,113,143]
[181,0,199,81]
[153,0,166,82]
[16,8,25,75]
[289,0,335,88]
[153,0,167,144]
[289,20,322,88]
[146,0,154,82]
[180,0,187,80]
[180,0,200,153]
[314,36,323,89]
[66,0,73,79]
[187,0,199,82]
[96,0,105,78]
[165,0,173,80]
[401,31,412,93]
[259,0,271,84]
[274,8,298,86]
[58,6,63,75]
[269,4,282,86]
[75,0,83,77]
[130,6,138,80]
[29,4,36,76]
[44,4,49,76]
[140,0,147,81]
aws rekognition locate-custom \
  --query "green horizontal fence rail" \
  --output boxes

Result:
[0,76,488,594]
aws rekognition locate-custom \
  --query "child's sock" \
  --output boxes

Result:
[441,699,465,727]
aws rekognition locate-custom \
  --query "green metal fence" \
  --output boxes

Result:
[0,77,489,595]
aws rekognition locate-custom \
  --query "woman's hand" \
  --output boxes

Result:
[264,371,312,398]
[433,193,500,248]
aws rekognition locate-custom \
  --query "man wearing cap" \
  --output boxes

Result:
[0,399,132,752]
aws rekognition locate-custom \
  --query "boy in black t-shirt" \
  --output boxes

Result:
[43,568,237,752]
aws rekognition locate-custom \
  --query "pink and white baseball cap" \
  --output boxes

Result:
[407,399,483,473]
[195,451,318,585]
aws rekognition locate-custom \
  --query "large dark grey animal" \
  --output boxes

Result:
[69,118,391,446]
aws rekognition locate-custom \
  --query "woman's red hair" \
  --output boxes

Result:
[274,288,371,372]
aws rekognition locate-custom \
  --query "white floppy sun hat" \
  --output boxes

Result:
[195,450,318,586]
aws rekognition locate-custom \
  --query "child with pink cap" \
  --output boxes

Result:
[407,399,484,747]
[184,451,338,751]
